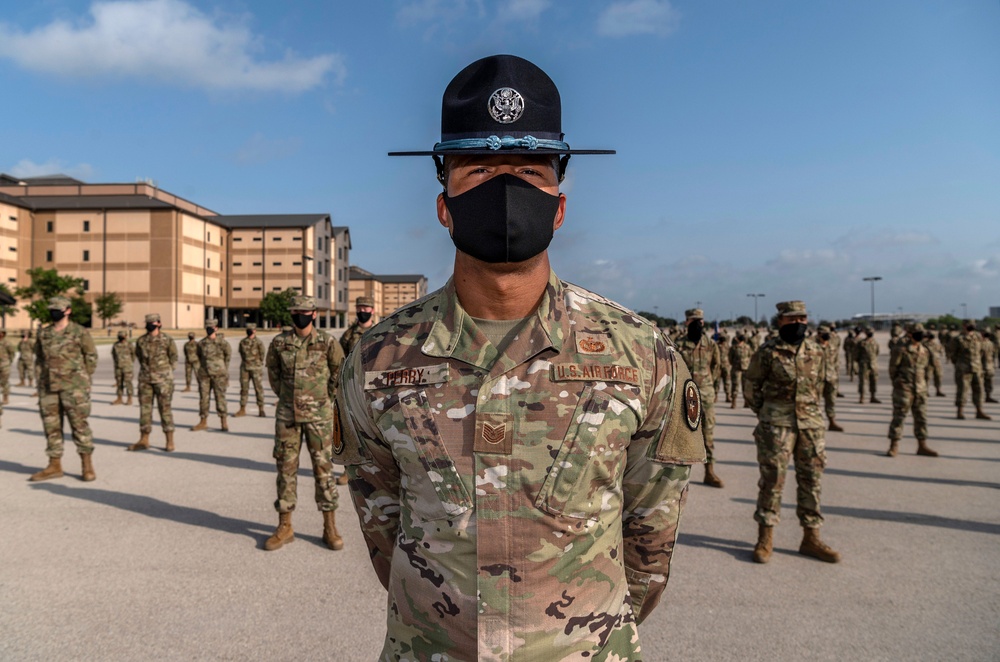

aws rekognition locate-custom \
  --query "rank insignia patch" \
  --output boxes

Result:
[683,379,702,431]
[575,331,612,355]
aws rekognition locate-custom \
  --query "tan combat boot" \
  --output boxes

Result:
[336,472,349,485]
[191,417,209,431]
[870,396,882,404]
[828,419,844,432]
[730,400,737,409]
[126,395,133,406]
[127,433,151,451]
[936,388,945,397]
[703,463,724,488]
[322,510,344,551]
[111,395,123,405]
[17,379,24,387]
[233,406,247,418]
[164,431,175,453]
[258,406,266,418]
[752,524,773,564]
[264,512,294,551]
[886,440,899,457]
[858,394,864,404]
[956,406,965,420]
[29,457,64,482]
[975,407,992,420]
[2,394,8,405]
[182,385,191,393]
[80,453,96,482]
[799,527,840,563]
[220,416,229,432]
[916,439,938,457]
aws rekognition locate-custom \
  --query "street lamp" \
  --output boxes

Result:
[746,293,765,323]
[863,277,882,328]
[961,303,967,318]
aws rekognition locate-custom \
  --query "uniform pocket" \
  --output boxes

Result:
[535,386,636,521]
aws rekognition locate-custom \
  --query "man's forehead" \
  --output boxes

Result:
[447,154,557,169]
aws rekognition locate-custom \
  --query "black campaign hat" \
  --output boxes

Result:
[389,54,614,157]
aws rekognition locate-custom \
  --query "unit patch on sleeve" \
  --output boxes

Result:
[364,363,451,390]
[683,379,702,431]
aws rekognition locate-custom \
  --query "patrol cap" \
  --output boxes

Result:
[818,324,831,333]
[389,54,614,157]
[117,331,127,339]
[962,319,975,327]
[281,325,292,333]
[188,332,195,339]
[205,318,218,327]
[48,296,71,310]
[908,322,925,333]
[289,295,316,311]
[246,323,257,330]
[145,313,161,324]
[356,296,375,308]
[685,308,704,320]
[776,300,807,318]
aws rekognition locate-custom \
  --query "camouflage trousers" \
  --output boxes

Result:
[140,381,174,433]
[889,385,927,442]
[730,368,745,403]
[273,418,337,513]
[846,354,855,379]
[198,373,228,417]
[753,422,825,528]
[39,388,94,458]
[115,368,134,398]
[185,361,195,388]
[18,359,34,386]
[925,358,942,392]
[954,369,983,408]
[714,369,730,401]
[984,370,994,400]
[0,366,9,397]
[239,366,264,408]
[822,378,838,421]
[858,363,878,397]
[700,383,716,463]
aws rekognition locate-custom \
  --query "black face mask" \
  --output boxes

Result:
[291,313,313,330]
[687,322,704,343]
[736,335,745,343]
[819,332,831,342]
[912,332,924,342]
[866,331,874,338]
[49,309,67,322]
[146,323,158,333]
[779,323,808,345]
[444,174,560,263]
[356,311,372,324]
[246,329,254,337]
[965,325,975,332]
[205,327,216,337]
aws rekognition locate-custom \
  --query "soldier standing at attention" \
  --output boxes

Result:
[235,323,265,418]
[182,331,198,392]
[128,313,178,452]
[828,326,844,397]
[677,308,725,487]
[715,330,731,403]
[981,331,997,403]
[887,323,937,457]
[192,318,230,431]
[263,295,345,552]
[843,327,857,381]
[816,325,844,432]
[338,55,704,660]
[856,327,881,403]
[746,300,839,564]
[17,331,34,388]
[29,297,98,482]
[339,296,376,357]
[0,330,13,404]
[924,328,946,397]
[110,330,135,405]
[950,320,990,420]
[729,332,752,408]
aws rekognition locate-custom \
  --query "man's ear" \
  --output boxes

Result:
[552,193,567,232]
[437,193,452,232]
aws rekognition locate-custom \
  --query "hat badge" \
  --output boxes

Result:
[488,87,524,124]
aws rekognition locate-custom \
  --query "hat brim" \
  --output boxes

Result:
[389,149,615,156]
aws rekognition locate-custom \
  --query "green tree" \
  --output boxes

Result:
[259,288,297,328]
[14,267,86,325]
[94,292,124,328]
[0,283,18,328]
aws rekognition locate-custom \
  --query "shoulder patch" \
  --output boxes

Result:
[364,363,451,390]
[682,379,701,431]
[650,354,708,465]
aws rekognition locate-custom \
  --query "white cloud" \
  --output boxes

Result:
[767,248,850,269]
[0,0,344,93]
[8,159,96,181]
[231,133,302,166]
[596,0,679,38]
[833,230,939,251]
[395,0,485,26]
[498,0,550,22]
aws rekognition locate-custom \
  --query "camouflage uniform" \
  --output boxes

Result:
[843,330,857,380]
[340,295,376,357]
[855,331,880,402]
[923,331,945,396]
[887,325,933,456]
[817,325,842,430]
[981,333,996,403]
[111,334,135,400]
[715,332,731,401]
[0,331,13,402]
[676,308,723,486]
[196,320,230,419]
[136,320,178,435]
[951,325,985,417]
[729,336,752,407]
[35,306,98,459]
[338,273,704,660]
[183,334,199,390]
[18,333,35,387]
[238,324,265,411]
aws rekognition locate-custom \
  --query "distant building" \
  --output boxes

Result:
[990,306,1000,319]
[349,266,428,322]
[851,312,933,330]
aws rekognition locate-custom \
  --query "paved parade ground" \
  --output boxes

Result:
[1,331,997,661]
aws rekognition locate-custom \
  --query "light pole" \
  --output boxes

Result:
[863,276,882,328]
[746,293,765,323]
[961,302,967,318]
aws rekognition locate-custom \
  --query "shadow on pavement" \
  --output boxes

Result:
[0,459,40,476]
[677,532,755,562]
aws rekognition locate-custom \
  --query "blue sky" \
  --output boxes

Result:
[2,0,997,322]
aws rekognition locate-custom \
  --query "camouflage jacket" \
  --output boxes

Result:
[239,335,265,370]
[136,332,178,385]
[0,339,14,367]
[729,341,752,371]
[34,321,97,393]
[745,336,826,429]
[676,333,720,393]
[183,339,199,363]
[18,338,34,363]
[922,338,942,369]
[980,337,996,375]
[337,272,704,661]
[950,332,982,374]
[339,320,370,357]
[843,334,856,359]
[266,328,343,423]
[111,339,136,373]
[717,337,731,369]
[197,336,231,377]
[828,331,842,369]
[889,341,928,392]
[817,339,838,383]
[855,336,879,366]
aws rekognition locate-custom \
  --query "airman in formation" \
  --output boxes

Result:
[110,330,135,405]
[676,308,725,488]
[236,323,266,418]
[855,327,881,403]
[192,318,231,432]
[128,313,178,452]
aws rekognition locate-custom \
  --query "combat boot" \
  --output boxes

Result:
[986,396,998,403]
[336,472,349,485]
[752,524,773,564]
[886,440,898,457]
[2,394,8,405]
[191,417,209,431]
[264,512,294,551]
[827,419,844,432]
[182,385,191,393]
[127,433,151,452]
[870,396,882,404]
[322,510,344,551]
[111,395,123,405]
[80,453,96,482]
[858,394,864,404]
[956,406,965,420]
[936,388,945,397]
[220,415,229,432]
[703,463,724,488]
[126,395,133,406]
[975,407,992,420]
[730,400,737,409]
[836,391,845,398]
[234,406,247,418]
[17,379,24,387]
[164,431,175,453]
[29,457,63,482]
[916,439,938,457]
[799,527,840,563]
[258,406,266,418]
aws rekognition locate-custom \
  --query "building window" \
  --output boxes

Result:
[207,231,211,242]
[83,279,90,291]
[234,286,243,292]
[273,237,282,242]
[83,250,90,262]
[253,237,262,242]
[316,284,321,297]
[233,261,242,266]
[7,246,15,252]
[47,221,53,232]
[8,215,15,221]
[316,263,321,274]
[253,287,262,291]
[273,287,282,291]
[83,220,90,232]
[292,286,301,291]
[234,237,242,242]
[207,258,211,269]
[293,236,302,242]
[273,261,281,267]
[293,261,301,267]
[207,284,211,295]
[252,262,262,267]
[46,250,53,261]
[7,277,15,283]
[338,290,342,303]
